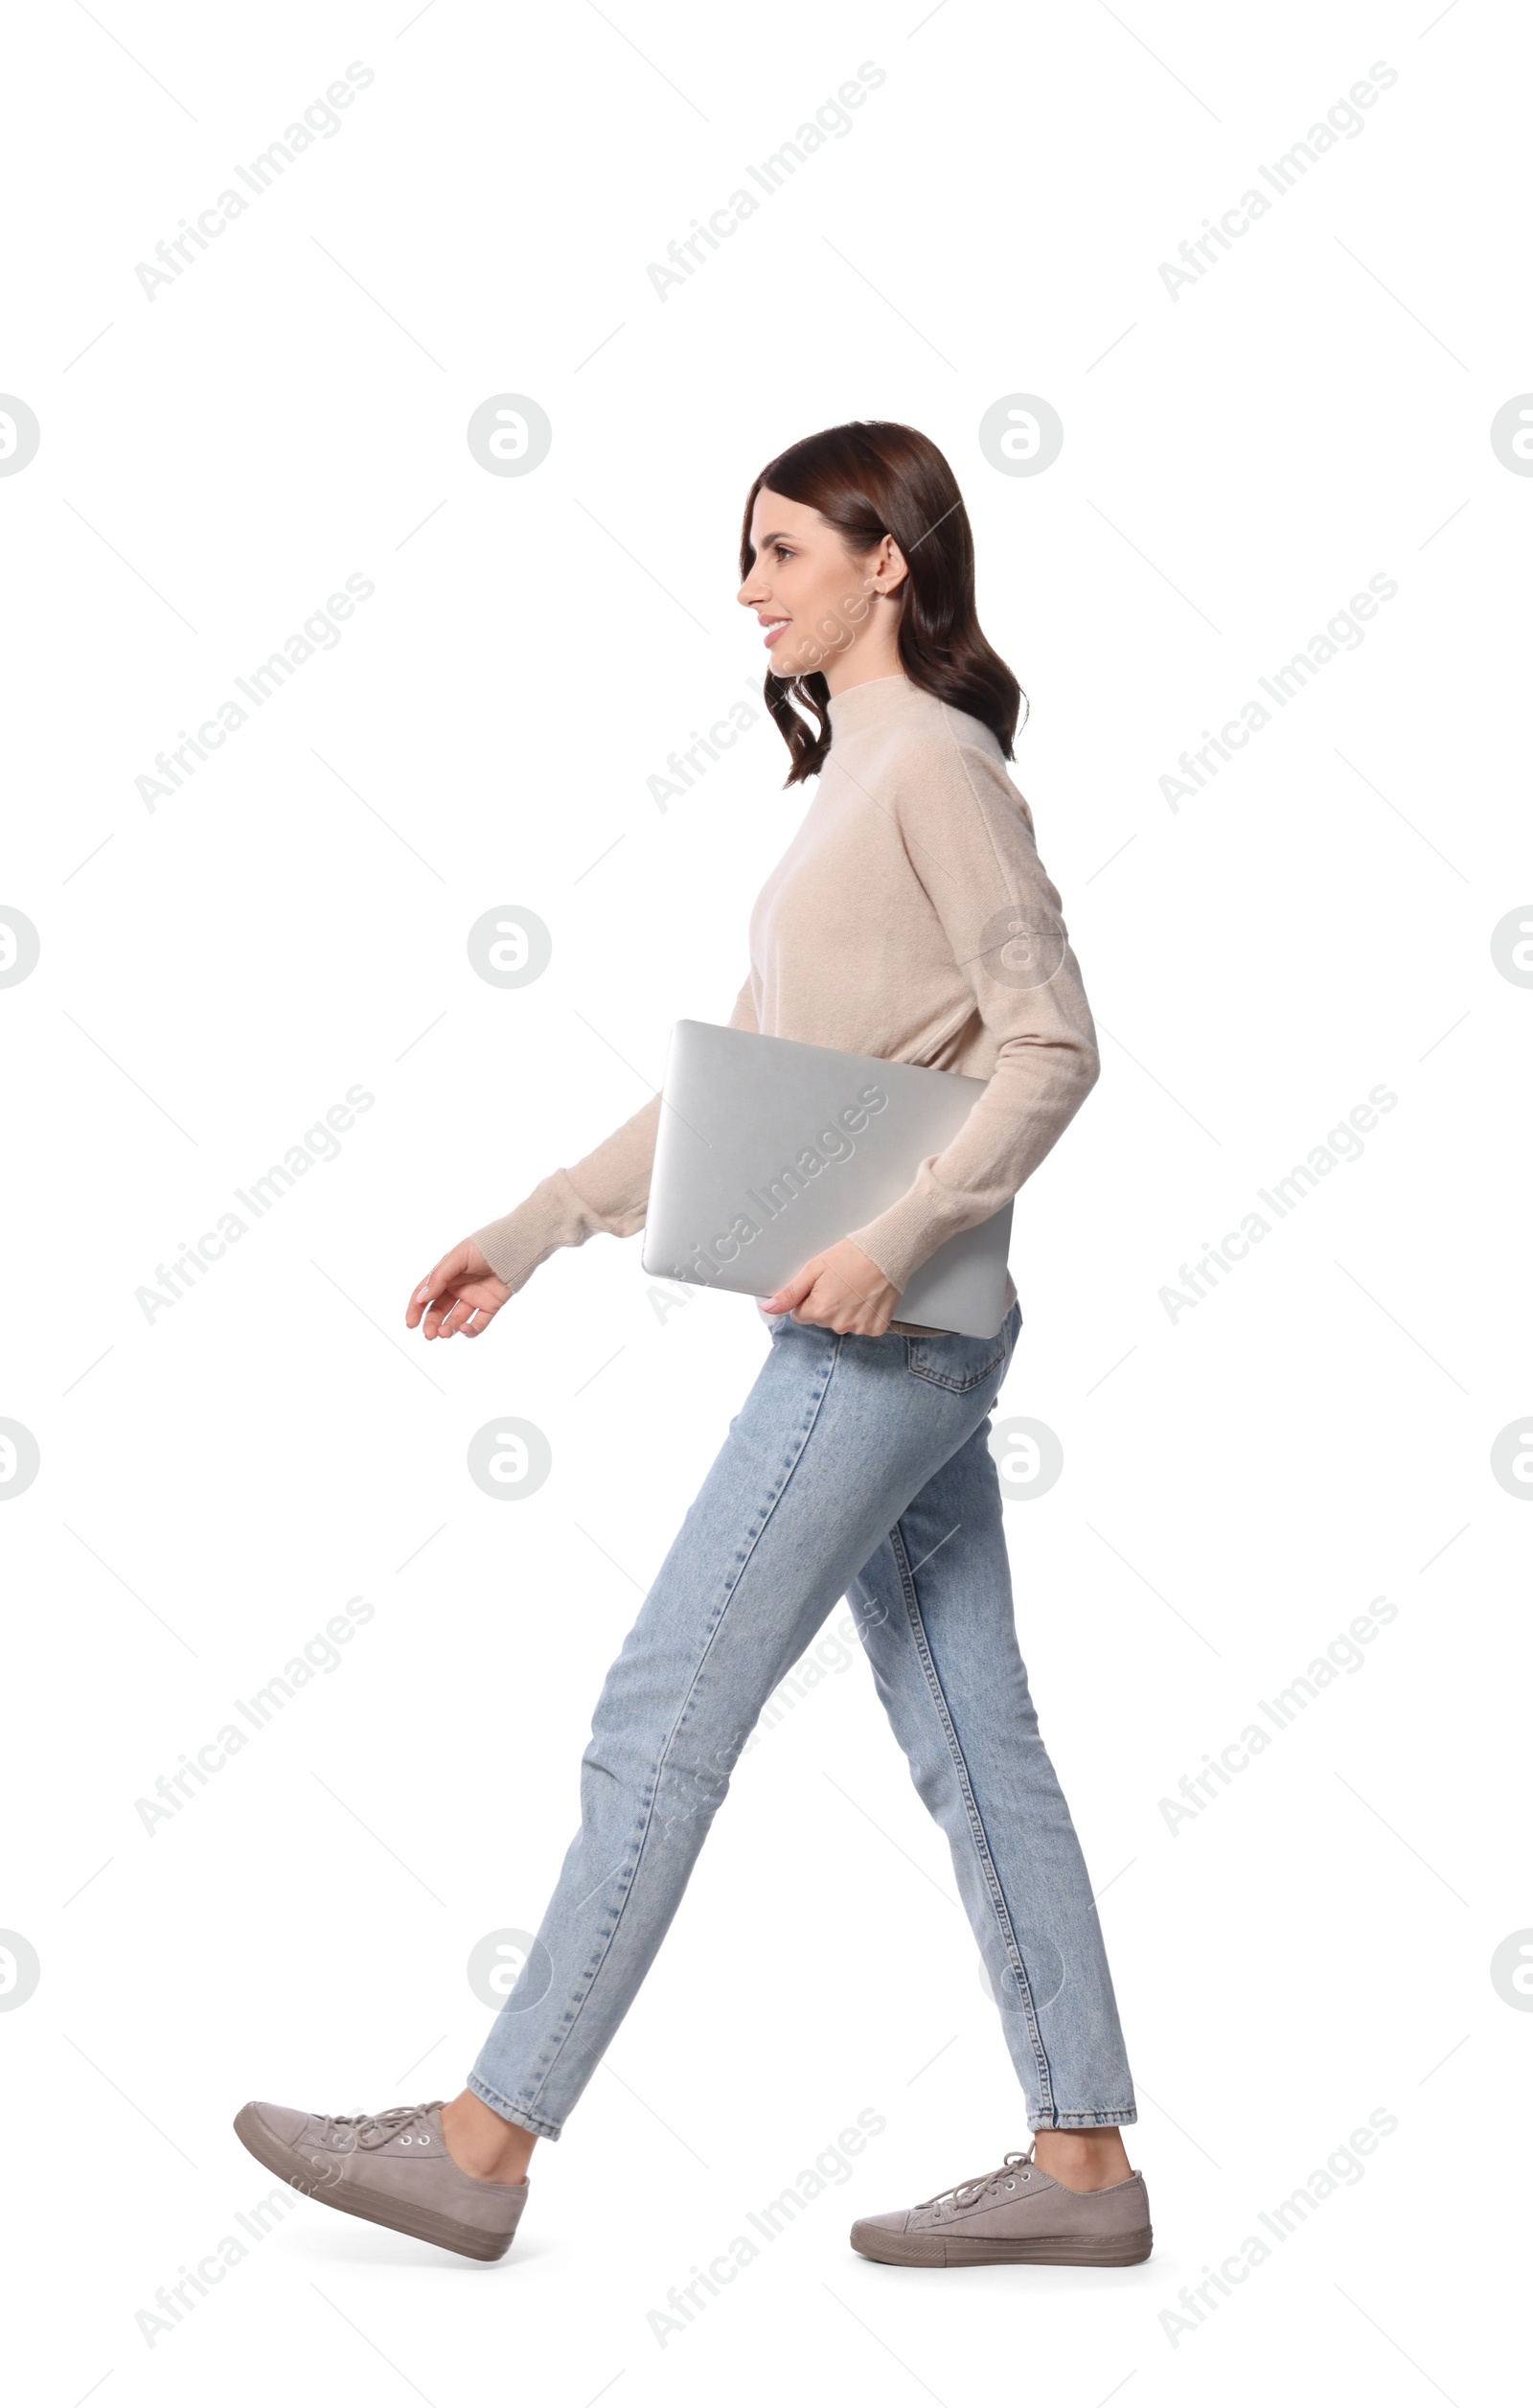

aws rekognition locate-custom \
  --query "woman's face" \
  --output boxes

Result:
[737,487,904,680]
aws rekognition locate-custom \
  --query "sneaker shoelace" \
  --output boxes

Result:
[314,2100,444,2152]
[917,2144,1036,2215]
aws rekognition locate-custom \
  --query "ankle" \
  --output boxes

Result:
[1031,2126,1133,2191]
[440,2089,538,2184]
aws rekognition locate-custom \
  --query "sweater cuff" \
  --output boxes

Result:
[847,1185,956,1296]
[469,1169,605,1296]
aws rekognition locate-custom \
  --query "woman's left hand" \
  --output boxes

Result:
[762,1239,902,1336]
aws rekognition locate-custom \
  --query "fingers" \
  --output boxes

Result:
[436,1296,496,1340]
[787,1254,854,1327]
[408,1242,510,1337]
[790,1265,892,1337]
[406,1242,469,1328]
[788,1280,825,1326]
[797,1241,898,1334]
[419,1294,460,1340]
[763,1247,904,1336]
[407,1249,508,1342]
[764,1257,821,1318]
[790,1273,845,1329]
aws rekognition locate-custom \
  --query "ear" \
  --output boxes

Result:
[867,531,909,596]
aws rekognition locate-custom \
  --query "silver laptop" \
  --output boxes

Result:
[642,1021,1014,1338]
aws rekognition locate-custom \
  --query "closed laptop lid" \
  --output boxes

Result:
[641,1021,1013,1338]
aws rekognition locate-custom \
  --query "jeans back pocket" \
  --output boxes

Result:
[904,1310,1016,1393]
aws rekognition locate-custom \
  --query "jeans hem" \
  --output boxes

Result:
[466,2073,562,2143]
[1027,2106,1138,2130]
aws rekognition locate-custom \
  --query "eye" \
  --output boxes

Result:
[772,542,793,561]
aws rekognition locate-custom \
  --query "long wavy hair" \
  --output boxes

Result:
[740,421,1025,787]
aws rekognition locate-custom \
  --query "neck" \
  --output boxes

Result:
[823,641,904,699]
[823,669,925,743]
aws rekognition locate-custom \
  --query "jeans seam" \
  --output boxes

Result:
[888,1512,1058,2122]
[516,1331,846,2122]
[904,1338,1008,1393]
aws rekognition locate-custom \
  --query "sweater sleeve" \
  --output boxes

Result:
[845,733,1100,1295]
[469,974,760,1294]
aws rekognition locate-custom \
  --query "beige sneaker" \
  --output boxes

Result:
[234,2098,529,2262]
[851,2143,1152,2267]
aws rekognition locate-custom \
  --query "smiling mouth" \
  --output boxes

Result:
[760,618,789,646]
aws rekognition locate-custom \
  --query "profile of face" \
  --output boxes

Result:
[737,488,908,681]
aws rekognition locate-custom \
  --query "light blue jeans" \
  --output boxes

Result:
[469,1298,1135,2139]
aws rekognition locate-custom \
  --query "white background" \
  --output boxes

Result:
[2,1,1527,2401]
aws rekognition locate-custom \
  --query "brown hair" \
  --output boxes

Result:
[740,420,1025,787]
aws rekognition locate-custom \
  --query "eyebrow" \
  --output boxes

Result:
[752,531,793,547]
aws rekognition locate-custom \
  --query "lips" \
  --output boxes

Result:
[760,618,789,647]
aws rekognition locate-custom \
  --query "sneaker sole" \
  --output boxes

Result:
[233,2105,515,2263]
[850,2220,1154,2268]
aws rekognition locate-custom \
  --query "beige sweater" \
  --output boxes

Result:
[470,672,1100,1332]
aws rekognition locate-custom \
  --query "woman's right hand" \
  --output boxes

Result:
[406,1239,512,1340]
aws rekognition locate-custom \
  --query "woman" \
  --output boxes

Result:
[236,421,1151,2271]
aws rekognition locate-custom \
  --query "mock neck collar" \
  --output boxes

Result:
[824,671,927,742]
